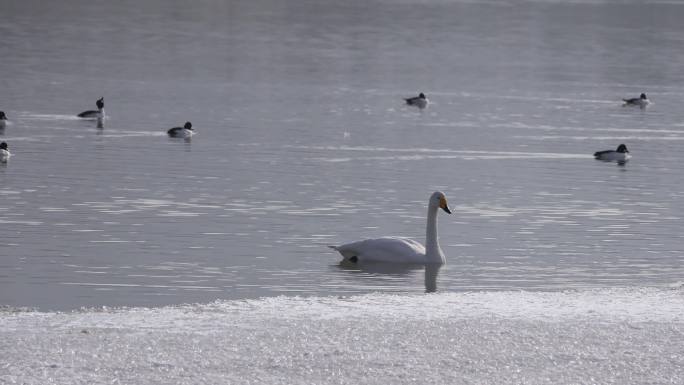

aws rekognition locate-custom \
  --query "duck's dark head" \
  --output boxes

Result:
[96,98,104,109]
[419,92,426,99]
[616,144,629,153]
[184,122,193,130]
[640,93,647,100]
[0,142,7,150]
[0,111,6,120]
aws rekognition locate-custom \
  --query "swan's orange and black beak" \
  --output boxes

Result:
[439,196,452,214]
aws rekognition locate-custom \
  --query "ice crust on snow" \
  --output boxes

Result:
[1,288,682,384]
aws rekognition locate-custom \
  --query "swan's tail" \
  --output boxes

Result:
[328,245,358,263]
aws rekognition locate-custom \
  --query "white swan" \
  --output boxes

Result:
[330,191,452,264]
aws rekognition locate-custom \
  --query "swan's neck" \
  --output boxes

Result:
[425,205,444,263]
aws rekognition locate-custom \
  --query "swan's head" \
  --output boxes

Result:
[430,191,451,214]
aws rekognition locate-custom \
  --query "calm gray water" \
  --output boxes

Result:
[1,0,684,311]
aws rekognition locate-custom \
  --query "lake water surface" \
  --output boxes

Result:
[1,1,683,383]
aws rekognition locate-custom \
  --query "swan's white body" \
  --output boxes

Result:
[332,236,427,263]
[331,191,451,264]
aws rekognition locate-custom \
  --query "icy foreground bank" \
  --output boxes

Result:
[1,288,682,384]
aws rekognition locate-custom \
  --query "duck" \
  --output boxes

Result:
[167,121,194,138]
[77,97,105,119]
[329,191,452,264]
[594,144,630,162]
[0,142,11,163]
[0,111,7,129]
[404,92,428,109]
[622,93,649,108]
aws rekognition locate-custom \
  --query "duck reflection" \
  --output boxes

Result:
[338,261,443,293]
[79,116,104,130]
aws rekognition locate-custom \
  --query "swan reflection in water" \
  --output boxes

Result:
[337,260,443,293]
[424,263,441,293]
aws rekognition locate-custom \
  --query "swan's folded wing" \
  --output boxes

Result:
[334,237,426,263]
